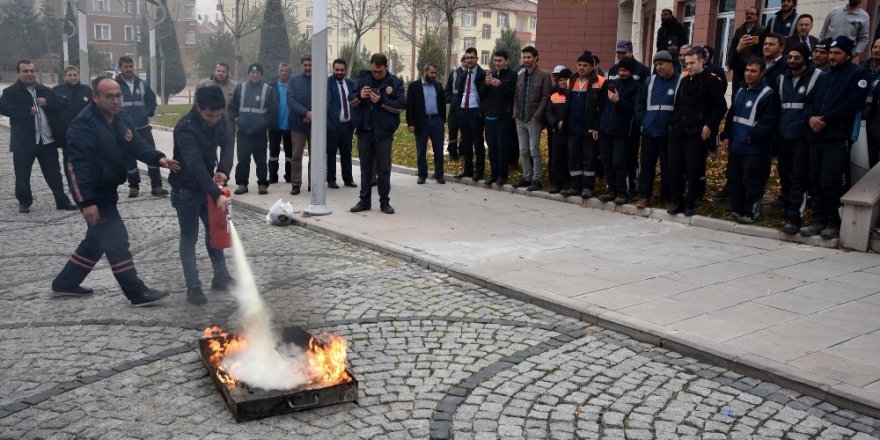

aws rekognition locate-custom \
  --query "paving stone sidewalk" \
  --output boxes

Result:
[1,124,879,439]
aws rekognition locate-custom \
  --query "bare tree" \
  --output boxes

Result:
[425,0,478,72]
[330,0,394,72]
[218,0,295,77]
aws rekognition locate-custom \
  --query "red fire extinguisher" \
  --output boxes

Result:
[207,178,232,249]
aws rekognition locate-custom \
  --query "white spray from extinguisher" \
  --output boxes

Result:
[219,222,312,390]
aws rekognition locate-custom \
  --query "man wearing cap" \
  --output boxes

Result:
[512,46,552,192]
[545,68,572,194]
[664,37,683,74]
[802,36,870,239]
[720,58,779,224]
[668,51,727,216]
[480,50,517,188]
[777,43,826,234]
[444,56,466,161]
[560,51,605,199]
[598,57,640,205]
[728,7,765,97]
[819,0,869,58]
[228,62,278,195]
[656,9,686,52]
[813,38,832,70]
[546,63,568,192]
[634,51,681,209]
[784,14,818,54]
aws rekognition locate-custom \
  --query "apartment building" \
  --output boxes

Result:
[538,0,878,78]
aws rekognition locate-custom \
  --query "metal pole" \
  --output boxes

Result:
[305,0,331,216]
[77,0,89,81]
[149,26,157,89]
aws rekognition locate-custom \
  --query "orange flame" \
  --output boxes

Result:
[202,325,246,386]
[306,334,352,386]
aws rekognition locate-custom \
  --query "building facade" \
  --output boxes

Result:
[538,0,879,77]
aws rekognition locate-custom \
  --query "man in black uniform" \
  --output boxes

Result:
[0,59,77,213]
[668,52,727,216]
[52,76,180,305]
[53,65,92,130]
[116,56,166,197]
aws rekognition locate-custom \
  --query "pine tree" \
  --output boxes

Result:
[197,32,235,79]
[417,34,446,79]
[258,0,290,70]
[155,0,186,101]
[0,0,42,68]
[493,28,522,69]
[339,44,371,78]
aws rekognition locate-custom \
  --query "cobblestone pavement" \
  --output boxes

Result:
[1,127,879,439]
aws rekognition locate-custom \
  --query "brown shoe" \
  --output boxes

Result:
[636,198,648,209]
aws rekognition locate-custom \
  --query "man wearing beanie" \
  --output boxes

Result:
[801,36,869,239]
[228,63,278,195]
[777,42,827,235]
[813,38,832,70]
[608,40,651,194]
[598,57,640,205]
[544,68,572,194]
[512,46,552,192]
[560,51,605,198]
[634,51,681,209]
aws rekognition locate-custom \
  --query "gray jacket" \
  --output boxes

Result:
[287,73,312,133]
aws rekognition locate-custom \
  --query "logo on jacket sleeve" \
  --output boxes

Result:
[858,79,868,88]
[385,86,393,95]
[125,129,133,142]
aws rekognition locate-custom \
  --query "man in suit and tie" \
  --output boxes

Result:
[784,14,819,54]
[327,59,358,188]
[452,47,487,181]
[406,63,447,184]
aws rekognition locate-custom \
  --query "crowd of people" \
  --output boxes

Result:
[2,0,880,305]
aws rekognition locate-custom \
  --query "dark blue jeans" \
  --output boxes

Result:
[171,187,229,289]
[327,122,355,184]
[126,126,163,188]
[415,115,445,178]
[485,116,513,181]
[357,132,393,205]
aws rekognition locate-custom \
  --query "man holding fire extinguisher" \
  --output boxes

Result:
[169,86,236,305]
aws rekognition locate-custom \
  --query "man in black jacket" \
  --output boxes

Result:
[668,52,728,216]
[52,75,180,305]
[452,47,487,181]
[169,86,235,305]
[116,56,166,197]
[0,59,76,213]
[656,9,686,52]
[480,50,518,188]
[727,7,765,96]
[53,65,92,130]
[444,56,466,160]
[406,63,446,184]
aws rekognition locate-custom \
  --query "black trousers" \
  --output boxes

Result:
[327,122,355,184]
[447,107,460,157]
[357,132,393,205]
[809,138,850,227]
[268,128,292,182]
[13,144,70,207]
[779,138,810,222]
[567,132,599,191]
[52,205,148,299]
[235,132,269,186]
[727,152,770,218]
[457,109,485,176]
[668,132,707,209]
[638,135,670,202]
[627,131,641,194]
[599,134,630,196]
[126,126,162,188]
[549,129,569,188]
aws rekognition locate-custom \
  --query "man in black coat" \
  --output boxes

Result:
[656,9,687,52]
[0,59,76,213]
[444,56,466,160]
[406,63,447,184]
[53,65,92,130]
[727,7,765,96]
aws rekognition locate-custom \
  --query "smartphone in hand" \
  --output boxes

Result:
[608,83,617,93]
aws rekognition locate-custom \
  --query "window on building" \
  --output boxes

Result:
[682,1,696,45]
[185,31,197,46]
[762,0,781,28]
[481,50,489,65]
[305,25,313,37]
[462,10,475,27]
[482,10,491,18]
[463,37,476,50]
[428,8,440,23]
[517,17,526,31]
[306,7,312,17]
[341,27,349,38]
[184,5,196,20]
[124,25,135,41]
[715,1,736,67]
[481,24,491,39]
[93,0,108,12]
[291,5,298,17]
[529,16,537,30]
[94,24,111,40]
[123,0,137,14]
[327,27,332,37]
[497,12,508,28]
